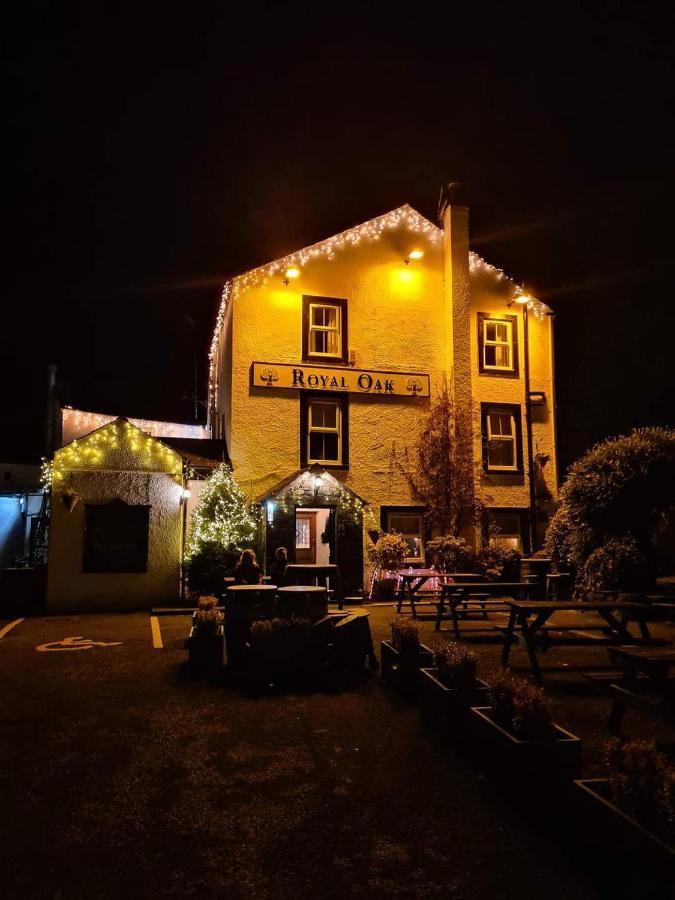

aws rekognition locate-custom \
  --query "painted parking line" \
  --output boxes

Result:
[150,616,163,649]
[0,618,24,640]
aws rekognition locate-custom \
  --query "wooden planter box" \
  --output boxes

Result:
[419,668,490,738]
[574,779,675,871]
[380,641,433,699]
[246,624,316,690]
[187,625,224,675]
[469,706,581,780]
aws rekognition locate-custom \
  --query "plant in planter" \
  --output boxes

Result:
[435,641,478,695]
[380,618,433,698]
[425,535,471,573]
[367,532,408,600]
[474,543,522,582]
[419,641,489,736]
[470,671,581,780]
[575,739,674,868]
[187,595,224,674]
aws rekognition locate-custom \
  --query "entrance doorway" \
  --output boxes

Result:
[295,507,334,565]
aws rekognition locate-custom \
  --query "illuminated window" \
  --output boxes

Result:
[481,403,523,474]
[384,509,424,562]
[478,313,518,376]
[488,510,525,551]
[296,518,311,549]
[307,399,342,465]
[303,296,348,362]
[310,303,341,356]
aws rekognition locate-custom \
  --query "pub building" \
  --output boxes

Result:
[208,197,559,595]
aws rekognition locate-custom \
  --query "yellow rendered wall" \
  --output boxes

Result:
[468,270,559,510]
[221,226,446,522]
[47,423,184,611]
[213,215,559,574]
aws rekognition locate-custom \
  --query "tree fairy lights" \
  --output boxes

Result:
[185,463,257,560]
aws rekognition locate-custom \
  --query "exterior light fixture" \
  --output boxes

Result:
[283,266,301,285]
[313,474,322,492]
[513,292,531,305]
[181,487,191,500]
[266,500,275,524]
[404,249,424,265]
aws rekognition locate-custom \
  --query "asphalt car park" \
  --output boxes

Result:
[0,608,666,899]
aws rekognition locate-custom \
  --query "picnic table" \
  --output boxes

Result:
[500,599,659,683]
[605,646,675,733]
[435,582,538,633]
[395,570,482,616]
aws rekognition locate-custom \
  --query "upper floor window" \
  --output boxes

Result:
[478,313,518,376]
[481,403,523,474]
[300,394,349,468]
[302,296,348,363]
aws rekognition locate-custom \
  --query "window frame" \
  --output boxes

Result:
[302,296,348,363]
[379,505,426,564]
[300,393,349,469]
[477,312,519,377]
[486,507,531,555]
[480,403,524,475]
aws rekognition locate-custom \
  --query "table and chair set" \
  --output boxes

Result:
[392,566,675,693]
[220,563,375,673]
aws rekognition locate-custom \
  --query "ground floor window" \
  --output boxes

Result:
[300,394,349,468]
[380,506,425,563]
[487,508,529,553]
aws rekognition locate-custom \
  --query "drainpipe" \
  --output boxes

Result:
[522,306,537,552]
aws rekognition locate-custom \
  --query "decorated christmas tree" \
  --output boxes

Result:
[185,464,258,592]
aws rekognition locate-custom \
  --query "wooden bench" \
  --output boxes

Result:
[608,680,675,734]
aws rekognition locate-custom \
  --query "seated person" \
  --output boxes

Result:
[233,549,263,585]
[269,546,288,587]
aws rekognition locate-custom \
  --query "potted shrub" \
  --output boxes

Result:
[380,618,433,698]
[419,642,489,736]
[187,595,224,674]
[470,671,581,780]
[474,543,522,582]
[368,532,409,600]
[425,536,471,573]
[575,739,674,869]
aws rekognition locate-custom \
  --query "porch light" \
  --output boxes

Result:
[283,266,301,285]
[313,474,322,492]
[513,292,532,305]
[403,249,424,265]
[181,487,191,500]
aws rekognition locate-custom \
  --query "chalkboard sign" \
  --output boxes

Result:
[83,499,150,573]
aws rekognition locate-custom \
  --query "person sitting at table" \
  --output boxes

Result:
[269,546,288,587]
[233,549,263,585]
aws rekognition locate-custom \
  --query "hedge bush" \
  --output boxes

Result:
[546,427,675,590]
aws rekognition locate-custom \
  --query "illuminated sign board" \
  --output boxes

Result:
[251,362,430,398]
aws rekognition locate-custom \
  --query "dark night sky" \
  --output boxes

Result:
[3,1,674,472]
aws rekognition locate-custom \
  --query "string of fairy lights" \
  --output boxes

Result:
[207,205,551,420]
[47,420,183,488]
[270,470,377,529]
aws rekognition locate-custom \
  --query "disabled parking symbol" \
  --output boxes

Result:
[36,636,123,652]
